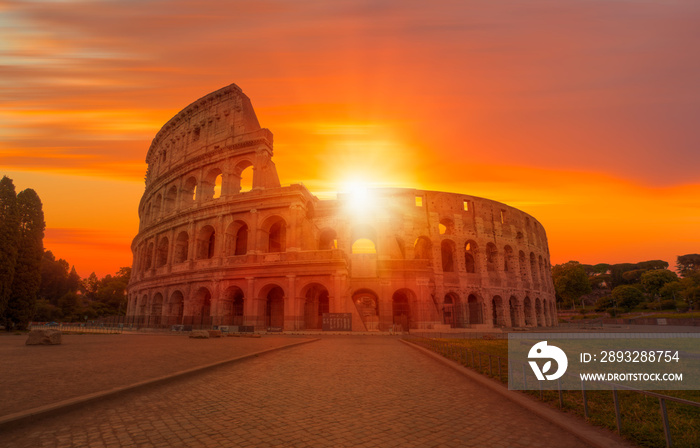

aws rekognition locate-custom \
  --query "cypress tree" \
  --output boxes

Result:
[0,176,19,322]
[5,189,45,330]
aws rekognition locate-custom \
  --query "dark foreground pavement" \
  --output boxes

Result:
[1,336,595,448]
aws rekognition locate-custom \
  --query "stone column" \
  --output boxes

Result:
[285,275,297,330]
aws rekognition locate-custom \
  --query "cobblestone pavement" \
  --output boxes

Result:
[2,337,592,447]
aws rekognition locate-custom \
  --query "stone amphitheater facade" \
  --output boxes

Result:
[127,83,558,331]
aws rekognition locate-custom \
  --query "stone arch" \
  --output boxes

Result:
[189,287,212,326]
[543,298,550,326]
[352,288,379,331]
[260,284,285,329]
[182,176,197,207]
[523,296,534,326]
[301,283,330,330]
[351,225,377,254]
[509,296,519,327]
[414,236,432,260]
[465,241,478,273]
[443,292,464,327]
[261,216,286,253]
[318,228,337,250]
[441,239,456,272]
[204,167,223,200]
[138,294,148,317]
[492,295,505,327]
[225,220,249,256]
[392,289,415,331]
[234,159,254,193]
[221,286,245,326]
[150,293,164,324]
[196,225,216,259]
[504,245,515,275]
[164,185,177,213]
[467,294,483,325]
[486,243,498,272]
[174,231,189,263]
[156,237,169,268]
[168,290,184,323]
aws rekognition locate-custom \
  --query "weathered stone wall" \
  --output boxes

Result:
[128,84,558,331]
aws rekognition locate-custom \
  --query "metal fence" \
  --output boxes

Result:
[406,336,700,448]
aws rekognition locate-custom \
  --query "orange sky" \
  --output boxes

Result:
[2,0,699,278]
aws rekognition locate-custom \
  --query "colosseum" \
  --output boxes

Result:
[127,83,558,332]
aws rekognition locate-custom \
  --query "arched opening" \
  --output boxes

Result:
[196,225,216,259]
[222,286,245,326]
[267,218,286,253]
[352,238,376,254]
[444,292,464,327]
[392,289,413,331]
[319,228,338,250]
[352,289,379,331]
[239,164,254,193]
[174,231,189,263]
[509,296,519,327]
[303,283,330,330]
[441,239,455,272]
[151,293,163,325]
[543,299,550,326]
[465,241,477,273]
[535,298,544,327]
[168,291,184,325]
[414,236,432,260]
[467,294,482,324]
[156,237,169,268]
[182,177,197,207]
[524,296,534,326]
[486,243,498,272]
[139,295,148,317]
[191,287,212,327]
[265,286,285,329]
[492,295,504,327]
[225,221,248,256]
[164,185,177,213]
[202,168,223,200]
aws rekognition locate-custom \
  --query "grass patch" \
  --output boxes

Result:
[408,337,700,448]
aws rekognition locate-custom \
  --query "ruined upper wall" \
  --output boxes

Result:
[144,83,272,185]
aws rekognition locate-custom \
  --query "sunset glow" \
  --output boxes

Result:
[2,0,699,277]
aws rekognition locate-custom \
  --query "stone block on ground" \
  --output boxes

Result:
[189,330,209,339]
[26,329,62,345]
[207,330,222,338]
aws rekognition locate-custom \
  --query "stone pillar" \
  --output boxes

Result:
[287,204,301,252]
[249,209,259,254]
[285,275,297,330]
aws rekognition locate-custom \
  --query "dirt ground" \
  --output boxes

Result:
[0,332,311,417]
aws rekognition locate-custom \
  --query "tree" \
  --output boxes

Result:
[677,254,700,277]
[39,250,72,305]
[640,269,678,301]
[5,189,45,330]
[552,261,592,310]
[611,285,644,312]
[0,176,19,321]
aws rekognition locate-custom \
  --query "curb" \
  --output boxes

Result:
[400,339,634,448]
[0,337,320,432]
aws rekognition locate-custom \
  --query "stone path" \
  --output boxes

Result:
[1,336,593,447]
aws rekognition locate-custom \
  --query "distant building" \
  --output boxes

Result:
[127,84,558,331]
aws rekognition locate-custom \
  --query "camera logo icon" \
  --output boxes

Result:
[528,341,568,381]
